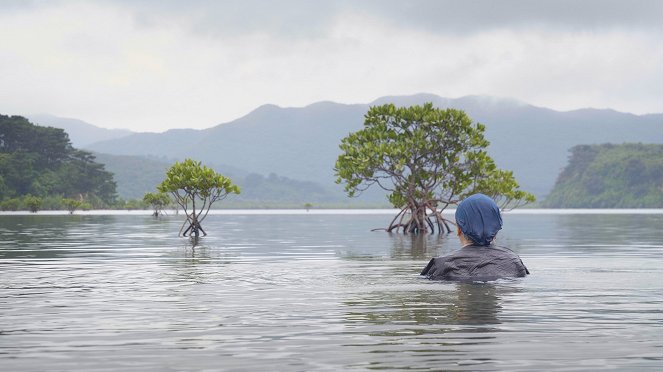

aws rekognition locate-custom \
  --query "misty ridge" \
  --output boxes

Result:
[29,93,663,206]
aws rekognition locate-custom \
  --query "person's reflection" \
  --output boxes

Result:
[452,282,502,325]
[343,282,505,330]
[341,281,510,370]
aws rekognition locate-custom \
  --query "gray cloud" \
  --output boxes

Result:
[0,0,48,11]
[1,0,661,131]
[113,0,343,39]
[358,0,663,33]
[6,0,662,39]
[108,0,663,38]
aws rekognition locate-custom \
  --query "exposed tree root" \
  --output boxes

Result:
[182,221,207,238]
[383,201,455,234]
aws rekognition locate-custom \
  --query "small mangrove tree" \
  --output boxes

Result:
[158,159,240,238]
[143,191,171,217]
[335,103,534,234]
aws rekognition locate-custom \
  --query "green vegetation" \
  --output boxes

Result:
[0,195,72,211]
[335,103,534,233]
[0,114,117,209]
[25,195,42,213]
[143,191,171,216]
[237,172,342,205]
[94,153,353,206]
[158,159,240,237]
[62,198,91,214]
[93,153,171,200]
[543,144,663,208]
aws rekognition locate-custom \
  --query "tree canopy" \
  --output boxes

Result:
[335,103,534,233]
[158,159,240,237]
[0,114,117,206]
[143,191,171,216]
[543,143,663,208]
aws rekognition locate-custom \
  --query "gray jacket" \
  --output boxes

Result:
[421,245,529,281]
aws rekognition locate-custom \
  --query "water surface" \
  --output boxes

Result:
[1,211,662,371]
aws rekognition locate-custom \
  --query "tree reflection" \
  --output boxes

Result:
[164,242,214,285]
[560,214,663,247]
[388,233,455,260]
[0,214,119,259]
[183,241,211,259]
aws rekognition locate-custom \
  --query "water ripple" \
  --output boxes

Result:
[1,213,663,371]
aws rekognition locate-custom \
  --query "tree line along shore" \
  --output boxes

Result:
[2,110,663,213]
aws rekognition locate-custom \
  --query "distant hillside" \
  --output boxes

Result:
[92,153,173,200]
[28,114,133,148]
[87,102,367,189]
[84,94,663,199]
[94,153,249,200]
[93,153,365,206]
[543,144,663,208]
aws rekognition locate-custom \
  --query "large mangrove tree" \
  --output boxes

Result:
[335,103,534,234]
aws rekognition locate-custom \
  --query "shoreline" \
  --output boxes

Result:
[2,208,663,216]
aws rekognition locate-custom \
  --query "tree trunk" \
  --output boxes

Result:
[383,201,455,235]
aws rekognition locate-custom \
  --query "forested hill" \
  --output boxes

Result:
[93,152,367,207]
[86,94,663,199]
[0,115,117,206]
[543,144,663,208]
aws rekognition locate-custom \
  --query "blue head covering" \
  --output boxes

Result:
[455,193,502,246]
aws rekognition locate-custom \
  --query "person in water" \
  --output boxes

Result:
[421,193,529,281]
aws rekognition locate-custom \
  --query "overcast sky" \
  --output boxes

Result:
[1,0,662,132]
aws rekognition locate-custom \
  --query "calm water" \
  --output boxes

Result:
[1,211,663,371]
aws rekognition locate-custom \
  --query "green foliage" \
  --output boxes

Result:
[143,191,171,216]
[158,159,240,237]
[335,103,534,233]
[62,198,83,214]
[40,195,69,210]
[0,194,104,212]
[158,159,240,200]
[0,114,117,206]
[335,103,534,207]
[544,144,663,208]
[123,199,146,211]
[25,195,42,213]
[1,197,21,211]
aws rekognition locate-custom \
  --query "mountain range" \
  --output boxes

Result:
[27,114,133,148]
[32,94,663,203]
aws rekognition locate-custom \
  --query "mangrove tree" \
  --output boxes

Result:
[335,103,534,234]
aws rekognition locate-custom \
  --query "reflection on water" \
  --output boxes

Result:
[559,213,663,252]
[340,272,524,370]
[1,212,663,371]
[345,283,507,329]
[387,233,452,259]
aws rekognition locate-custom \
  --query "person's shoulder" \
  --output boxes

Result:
[489,245,530,275]
[488,244,521,255]
[420,251,462,276]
